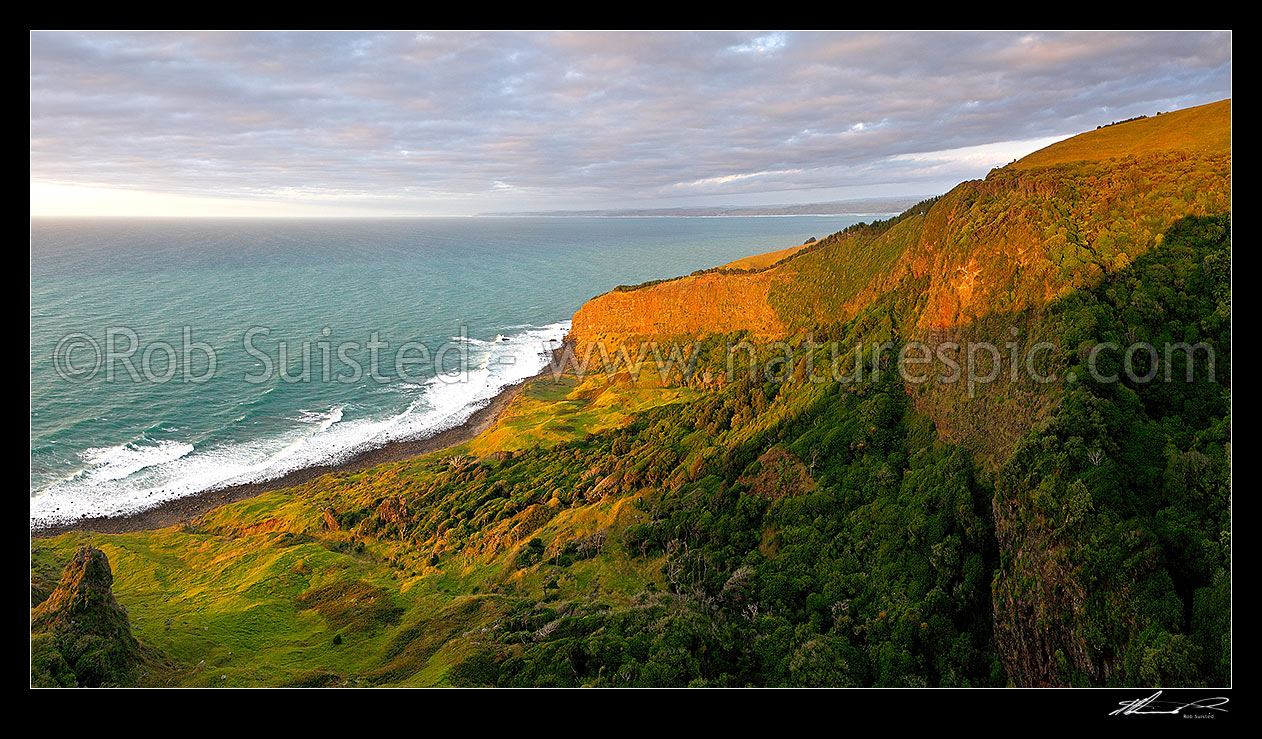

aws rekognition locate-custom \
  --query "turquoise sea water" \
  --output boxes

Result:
[30,215,874,526]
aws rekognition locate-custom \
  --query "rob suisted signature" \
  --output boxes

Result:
[1110,691,1229,717]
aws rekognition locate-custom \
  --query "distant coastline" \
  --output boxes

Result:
[478,198,923,219]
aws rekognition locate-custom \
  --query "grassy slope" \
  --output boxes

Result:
[468,373,697,454]
[32,478,666,688]
[31,372,680,687]
[1015,99,1230,170]
[721,243,806,271]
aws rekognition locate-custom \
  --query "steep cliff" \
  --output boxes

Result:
[571,99,1231,464]
[566,99,1232,686]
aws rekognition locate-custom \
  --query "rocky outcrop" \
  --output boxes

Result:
[31,545,142,687]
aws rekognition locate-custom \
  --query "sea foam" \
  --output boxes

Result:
[30,321,569,528]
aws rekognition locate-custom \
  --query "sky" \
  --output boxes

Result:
[29,31,1231,217]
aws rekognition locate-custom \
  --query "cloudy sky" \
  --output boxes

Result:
[30,31,1231,216]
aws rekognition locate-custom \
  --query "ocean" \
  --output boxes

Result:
[30,215,875,527]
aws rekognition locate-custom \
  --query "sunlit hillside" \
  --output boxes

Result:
[34,99,1231,689]
[1014,99,1230,170]
[572,99,1231,356]
[721,243,807,271]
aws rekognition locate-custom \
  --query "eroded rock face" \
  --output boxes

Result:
[31,545,141,687]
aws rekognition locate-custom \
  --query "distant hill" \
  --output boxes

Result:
[479,198,921,218]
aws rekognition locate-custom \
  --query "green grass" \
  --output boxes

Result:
[34,527,396,686]
[33,492,664,686]
[1014,99,1229,170]
[30,373,689,687]
[470,373,698,453]
[721,243,805,271]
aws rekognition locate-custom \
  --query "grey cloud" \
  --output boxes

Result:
[29,31,1231,213]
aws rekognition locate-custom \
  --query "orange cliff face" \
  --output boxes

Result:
[913,146,1231,332]
[569,269,787,349]
[569,212,932,352]
[570,99,1231,354]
